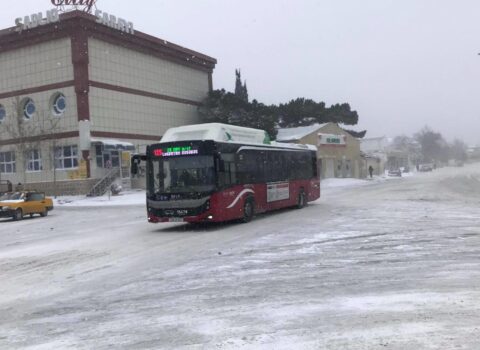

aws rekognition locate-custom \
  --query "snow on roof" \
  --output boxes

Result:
[270,141,317,151]
[91,138,134,148]
[276,124,327,142]
[160,123,316,151]
[161,123,269,144]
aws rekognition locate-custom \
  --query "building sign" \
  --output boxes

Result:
[15,9,59,32]
[78,159,88,178]
[15,3,133,35]
[68,159,88,180]
[50,0,97,13]
[121,151,131,167]
[318,133,346,146]
[95,10,134,34]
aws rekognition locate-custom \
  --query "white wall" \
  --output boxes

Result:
[88,87,200,138]
[0,38,73,93]
[88,38,210,102]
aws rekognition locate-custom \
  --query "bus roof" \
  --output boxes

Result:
[160,123,317,151]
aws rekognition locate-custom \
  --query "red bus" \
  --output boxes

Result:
[132,123,320,223]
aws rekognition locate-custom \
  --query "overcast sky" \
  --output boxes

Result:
[3,0,480,144]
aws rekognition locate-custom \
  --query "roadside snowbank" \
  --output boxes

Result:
[54,190,145,207]
[54,175,409,207]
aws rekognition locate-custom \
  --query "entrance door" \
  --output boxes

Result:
[344,160,352,178]
[325,159,335,178]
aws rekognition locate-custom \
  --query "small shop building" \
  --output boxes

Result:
[276,123,365,179]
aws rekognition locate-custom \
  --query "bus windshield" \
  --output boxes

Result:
[151,156,215,194]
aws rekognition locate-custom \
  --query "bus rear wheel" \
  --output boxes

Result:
[242,199,254,223]
[296,190,306,209]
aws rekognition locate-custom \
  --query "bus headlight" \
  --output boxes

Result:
[205,200,210,210]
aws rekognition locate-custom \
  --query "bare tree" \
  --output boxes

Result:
[450,139,468,163]
[3,97,62,189]
[414,126,449,164]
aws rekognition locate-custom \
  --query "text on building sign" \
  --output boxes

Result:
[51,0,96,13]
[15,9,59,31]
[95,10,134,34]
[326,137,341,144]
[318,133,346,146]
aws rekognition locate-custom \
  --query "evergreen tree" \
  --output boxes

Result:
[198,89,276,138]
[234,69,249,102]
[234,69,243,99]
[276,98,358,127]
[199,85,361,140]
[243,81,249,102]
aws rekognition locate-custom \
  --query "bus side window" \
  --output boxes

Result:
[312,154,318,178]
[265,151,274,182]
[237,152,251,184]
[266,151,280,182]
[219,153,237,188]
[289,152,300,180]
[237,151,264,184]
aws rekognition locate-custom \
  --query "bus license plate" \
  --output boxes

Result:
[169,217,184,222]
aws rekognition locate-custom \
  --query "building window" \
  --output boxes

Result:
[95,145,120,169]
[52,93,66,116]
[55,145,78,169]
[26,149,42,172]
[111,150,120,167]
[22,98,36,120]
[95,144,103,168]
[0,105,6,123]
[0,151,16,173]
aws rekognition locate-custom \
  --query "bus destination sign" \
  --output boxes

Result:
[153,146,199,157]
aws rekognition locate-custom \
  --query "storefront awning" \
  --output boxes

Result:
[91,138,135,151]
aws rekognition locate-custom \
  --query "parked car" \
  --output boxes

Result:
[0,191,53,221]
[418,164,433,172]
[388,169,402,177]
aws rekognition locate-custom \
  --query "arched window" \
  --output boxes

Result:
[52,93,66,116]
[22,98,36,120]
[0,105,6,123]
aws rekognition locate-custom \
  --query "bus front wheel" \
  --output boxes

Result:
[242,199,254,223]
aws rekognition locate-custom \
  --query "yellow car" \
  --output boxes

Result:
[0,191,54,221]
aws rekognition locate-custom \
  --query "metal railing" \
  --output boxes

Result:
[87,167,120,197]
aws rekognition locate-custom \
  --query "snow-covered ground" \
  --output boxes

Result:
[53,173,403,208]
[1,164,480,349]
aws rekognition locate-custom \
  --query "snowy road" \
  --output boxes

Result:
[1,165,480,349]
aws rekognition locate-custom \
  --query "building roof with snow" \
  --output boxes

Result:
[276,124,328,142]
